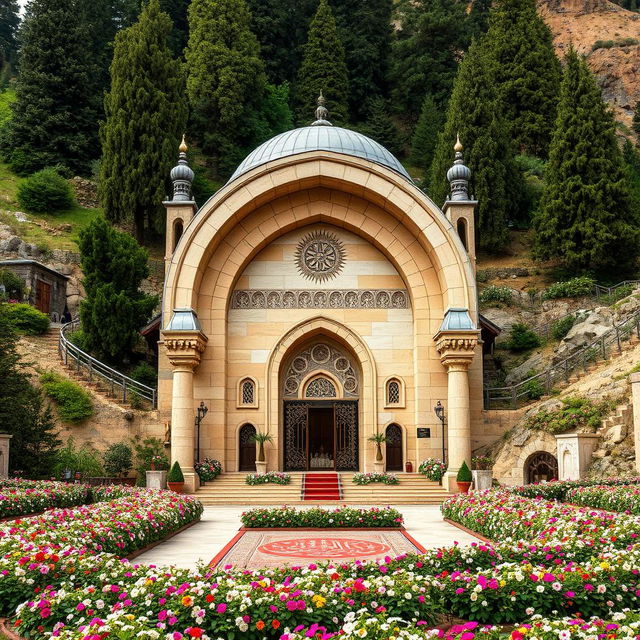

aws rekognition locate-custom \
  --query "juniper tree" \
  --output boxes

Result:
[429,38,515,251]
[99,0,187,243]
[295,0,349,125]
[186,0,266,174]
[78,217,157,364]
[8,0,98,175]
[483,0,561,157]
[411,94,443,174]
[534,48,639,273]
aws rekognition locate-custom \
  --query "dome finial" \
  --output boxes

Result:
[170,134,194,201]
[446,134,471,201]
[179,133,188,154]
[311,90,333,126]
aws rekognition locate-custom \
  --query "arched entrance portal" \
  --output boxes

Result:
[525,451,558,484]
[238,423,256,471]
[385,424,403,471]
[281,341,360,472]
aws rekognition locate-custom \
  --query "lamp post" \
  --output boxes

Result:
[194,401,208,464]
[434,400,446,464]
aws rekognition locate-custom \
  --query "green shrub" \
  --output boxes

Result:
[167,460,184,483]
[130,362,157,387]
[17,168,75,213]
[507,323,541,351]
[67,328,89,351]
[0,269,25,301]
[52,437,104,478]
[551,315,575,340]
[103,442,133,477]
[542,276,595,300]
[40,372,93,423]
[592,37,639,51]
[479,286,513,305]
[521,370,545,400]
[131,436,168,485]
[456,460,472,483]
[523,396,609,435]
[605,284,635,307]
[3,302,50,334]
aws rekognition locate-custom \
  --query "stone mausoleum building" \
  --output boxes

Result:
[159,98,485,493]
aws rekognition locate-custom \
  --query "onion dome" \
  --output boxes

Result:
[170,134,195,201]
[446,135,471,201]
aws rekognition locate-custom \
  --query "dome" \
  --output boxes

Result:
[228,126,412,183]
[170,163,194,182]
[446,162,470,182]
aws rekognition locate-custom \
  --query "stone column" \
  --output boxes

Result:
[434,331,478,492]
[631,373,640,474]
[161,328,208,493]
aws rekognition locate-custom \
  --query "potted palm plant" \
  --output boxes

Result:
[368,432,387,472]
[251,432,273,474]
[167,461,185,493]
[456,460,473,494]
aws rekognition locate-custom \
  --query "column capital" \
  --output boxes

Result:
[161,329,208,370]
[434,330,479,370]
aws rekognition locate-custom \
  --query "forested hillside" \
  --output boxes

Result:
[0,0,640,276]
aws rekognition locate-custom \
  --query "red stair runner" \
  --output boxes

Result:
[303,473,341,501]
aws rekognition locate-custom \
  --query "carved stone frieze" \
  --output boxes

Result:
[231,289,409,310]
[161,330,208,369]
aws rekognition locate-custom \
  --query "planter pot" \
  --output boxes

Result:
[145,470,167,490]
[255,461,267,474]
[373,461,385,473]
[456,481,472,494]
[167,481,184,493]
[472,469,493,491]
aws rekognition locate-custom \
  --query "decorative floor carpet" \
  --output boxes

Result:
[210,529,425,568]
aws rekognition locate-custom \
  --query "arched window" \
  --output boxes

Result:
[304,376,337,398]
[525,452,558,484]
[237,377,258,408]
[457,218,468,251]
[173,219,184,252]
[385,377,404,408]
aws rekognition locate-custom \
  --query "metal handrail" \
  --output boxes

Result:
[58,320,157,409]
[484,310,640,410]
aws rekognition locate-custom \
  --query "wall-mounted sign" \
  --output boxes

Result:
[417,427,431,439]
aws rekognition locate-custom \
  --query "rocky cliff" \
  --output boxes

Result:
[538,0,640,128]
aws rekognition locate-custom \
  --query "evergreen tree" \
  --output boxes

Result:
[8,0,99,175]
[79,217,157,364]
[160,0,191,56]
[0,306,60,478]
[359,97,402,156]
[330,0,393,121]
[467,0,491,41]
[633,101,640,138]
[295,0,349,125]
[0,0,20,81]
[623,138,640,214]
[99,0,187,243]
[429,39,515,251]
[534,48,639,273]
[411,94,443,173]
[390,0,469,121]
[483,0,561,157]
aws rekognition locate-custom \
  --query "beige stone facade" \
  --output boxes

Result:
[160,145,483,492]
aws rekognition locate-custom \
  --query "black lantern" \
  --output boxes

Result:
[194,401,208,463]
[433,400,446,463]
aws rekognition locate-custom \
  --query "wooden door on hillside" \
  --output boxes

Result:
[238,423,257,471]
[35,280,51,314]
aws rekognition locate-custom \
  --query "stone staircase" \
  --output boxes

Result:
[196,472,452,505]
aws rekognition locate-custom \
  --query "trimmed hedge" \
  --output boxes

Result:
[17,168,75,213]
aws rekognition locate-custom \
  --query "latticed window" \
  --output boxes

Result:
[305,377,337,398]
[387,380,400,404]
[241,379,255,405]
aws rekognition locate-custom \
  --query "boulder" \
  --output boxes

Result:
[553,309,613,362]
[505,351,548,385]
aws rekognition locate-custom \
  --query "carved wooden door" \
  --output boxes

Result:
[284,402,310,471]
[385,424,402,471]
[335,401,358,471]
[238,423,256,471]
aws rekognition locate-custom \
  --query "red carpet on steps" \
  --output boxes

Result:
[303,473,341,501]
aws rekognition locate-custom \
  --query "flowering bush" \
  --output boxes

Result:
[241,505,404,528]
[0,481,89,518]
[511,477,640,501]
[194,458,222,482]
[522,396,610,435]
[245,471,291,485]
[419,458,447,481]
[566,483,640,514]
[471,455,493,470]
[352,472,399,485]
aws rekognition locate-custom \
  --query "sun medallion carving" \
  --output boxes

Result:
[295,231,345,282]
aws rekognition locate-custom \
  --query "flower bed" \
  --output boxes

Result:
[511,477,640,500]
[240,505,404,528]
[0,481,89,518]
[566,483,640,514]
[245,471,291,485]
[419,458,447,481]
[195,457,222,482]
[352,471,398,485]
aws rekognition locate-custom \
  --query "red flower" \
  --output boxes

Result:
[272,620,281,629]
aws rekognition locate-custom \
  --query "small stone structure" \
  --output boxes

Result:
[0,434,12,478]
[555,432,601,480]
[0,259,69,321]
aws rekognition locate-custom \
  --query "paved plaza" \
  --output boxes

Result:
[134,505,480,569]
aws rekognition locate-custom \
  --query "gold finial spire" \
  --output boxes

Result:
[179,134,188,154]
[454,134,463,153]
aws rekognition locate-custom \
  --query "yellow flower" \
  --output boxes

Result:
[125,615,135,621]
[182,595,193,606]
[500,580,506,587]
[312,594,326,608]
[600,561,610,570]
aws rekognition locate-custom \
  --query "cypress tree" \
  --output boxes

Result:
[78,217,157,364]
[411,94,443,173]
[99,0,187,243]
[8,0,99,175]
[295,0,349,125]
[429,38,514,251]
[534,48,639,273]
[483,0,561,157]
[160,0,191,56]
[186,0,266,175]
[390,0,469,120]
